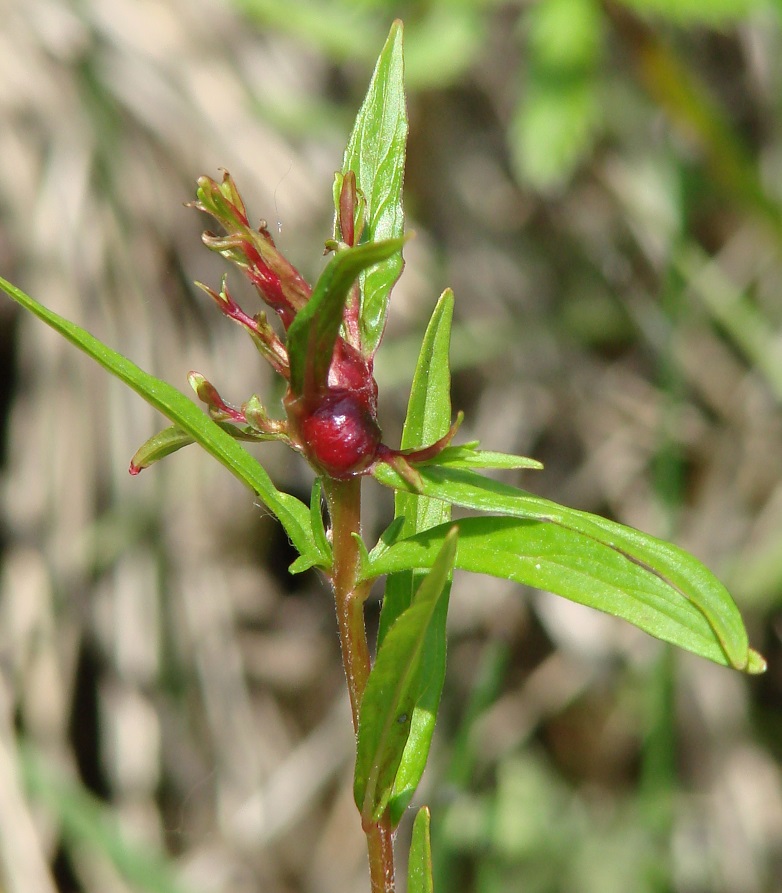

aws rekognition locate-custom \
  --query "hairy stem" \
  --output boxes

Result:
[323,476,396,893]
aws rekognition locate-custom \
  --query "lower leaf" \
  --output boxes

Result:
[0,276,326,569]
[355,529,458,825]
[364,499,765,674]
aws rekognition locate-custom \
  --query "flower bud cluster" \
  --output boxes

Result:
[190,171,456,483]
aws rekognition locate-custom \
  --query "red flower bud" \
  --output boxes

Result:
[297,390,382,479]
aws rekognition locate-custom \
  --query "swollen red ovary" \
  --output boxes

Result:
[299,390,382,478]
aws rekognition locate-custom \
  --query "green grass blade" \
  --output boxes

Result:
[616,0,762,24]
[0,276,324,567]
[20,744,191,893]
[408,806,434,893]
[370,464,765,673]
[339,19,407,355]
[286,238,404,398]
[511,0,602,189]
[355,529,458,826]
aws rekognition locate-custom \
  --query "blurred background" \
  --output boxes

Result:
[1,0,781,891]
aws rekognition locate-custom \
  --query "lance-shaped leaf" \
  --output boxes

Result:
[379,289,454,825]
[130,426,197,472]
[415,443,543,472]
[286,238,404,399]
[308,478,331,564]
[130,422,283,474]
[0,276,327,570]
[338,19,408,355]
[381,290,455,636]
[408,807,434,893]
[355,528,458,825]
[370,464,766,674]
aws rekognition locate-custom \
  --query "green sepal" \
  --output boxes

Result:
[286,237,405,399]
[355,529,458,826]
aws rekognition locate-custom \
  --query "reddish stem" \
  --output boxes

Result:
[322,476,396,893]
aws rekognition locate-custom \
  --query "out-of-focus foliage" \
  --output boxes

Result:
[1,1,781,893]
[618,0,765,23]
[511,0,604,190]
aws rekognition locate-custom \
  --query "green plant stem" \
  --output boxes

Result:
[323,476,396,893]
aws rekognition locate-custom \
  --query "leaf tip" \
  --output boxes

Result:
[746,648,767,675]
[389,18,404,41]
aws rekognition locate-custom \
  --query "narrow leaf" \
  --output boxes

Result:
[130,426,196,472]
[130,422,279,473]
[408,806,434,893]
[370,464,765,674]
[381,289,455,639]
[309,478,332,563]
[380,289,454,825]
[384,581,449,827]
[286,238,404,398]
[339,19,408,355]
[0,276,326,568]
[355,529,458,825]
[398,289,455,452]
[422,443,543,472]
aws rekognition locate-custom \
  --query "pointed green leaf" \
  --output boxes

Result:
[308,478,332,563]
[370,464,765,674]
[130,426,196,472]
[339,19,408,355]
[380,289,455,638]
[422,443,543,472]
[380,289,454,825]
[397,290,455,453]
[130,422,280,473]
[355,529,458,825]
[408,806,434,893]
[0,275,327,569]
[286,238,404,398]
[383,577,449,827]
